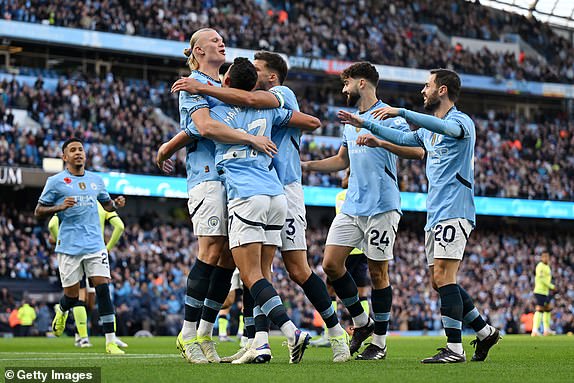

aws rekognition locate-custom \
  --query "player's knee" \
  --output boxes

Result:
[240,271,263,289]
[322,258,344,280]
[285,261,311,285]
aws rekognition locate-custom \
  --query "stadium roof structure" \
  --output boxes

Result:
[470,0,574,29]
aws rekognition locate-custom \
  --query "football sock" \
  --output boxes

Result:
[459,286,489,339]
[184,260,215,326]
[59,295,79,312]
[253,305,270,347]
[243,287,255,340]
[301,273,341,331]
[95,284,115,334]
[198,266,234,338]
[218,315,229,336]
[543,311,551,332]
[182,320,196,341]
[330,272,368,328]
[251,279,296,342]
[438,284,463,351]
[371,286,392,349]
[533,311,542,333]
[72,302,88,339]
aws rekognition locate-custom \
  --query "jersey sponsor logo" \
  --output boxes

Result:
[78,182,86,190]
[90,182,98,190]
[208,216,220,228]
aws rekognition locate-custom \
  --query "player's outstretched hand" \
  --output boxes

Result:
[171,77,203,94]
[371,106,400,120]
[59,196,76,211]
[250,136,278,158]
[114,196,126,208]
[338,110,364,128]
[356,134,384,148]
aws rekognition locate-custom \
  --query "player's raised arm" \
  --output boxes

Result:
[173,77,280,109]
[193,110,277,157]
[372,106,465,138]
[338,110,421,147]
[356,134,425,160]
[301,145,349,173]
[286,111,321,131]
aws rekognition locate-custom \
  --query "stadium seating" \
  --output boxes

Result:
[2,0,572,83]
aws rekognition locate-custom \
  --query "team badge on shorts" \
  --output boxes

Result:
[208,216,220,228]
[78,182,86,190]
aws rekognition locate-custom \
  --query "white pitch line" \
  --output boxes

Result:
[0,353,180,361]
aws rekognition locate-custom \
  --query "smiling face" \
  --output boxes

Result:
[62,141,86,168]
[421,73,442,112]
[342,77,361,107]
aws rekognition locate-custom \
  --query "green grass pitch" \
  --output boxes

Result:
[1,335,573,383]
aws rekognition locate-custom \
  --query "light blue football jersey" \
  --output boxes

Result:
[38,170,111,256]
[269,85,302,186]
[342,100,410,217]
[414,106,476,230]
[211,104,293,200]
[179,70,225,191]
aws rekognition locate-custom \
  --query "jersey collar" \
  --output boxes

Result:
[358,100,384,115]
[443,105,458,119]
[191,70,221,84]
[65,168,85,177]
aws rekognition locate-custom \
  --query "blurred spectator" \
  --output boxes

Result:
[17,299,36,336]
[1,0,572,83]
[1,201,572,336]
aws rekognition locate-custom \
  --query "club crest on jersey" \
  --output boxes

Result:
[78,182,86,190]
[90,182,98,190]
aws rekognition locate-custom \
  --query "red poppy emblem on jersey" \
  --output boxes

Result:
[64,177,72,184]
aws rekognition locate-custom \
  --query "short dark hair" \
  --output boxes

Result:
[254,51,288,84]
[228,57,258,91]
[340,62,379,87]
[62,137,83,152]
[430,68,461,102]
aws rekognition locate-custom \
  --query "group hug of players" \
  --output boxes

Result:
[36,27,502,364]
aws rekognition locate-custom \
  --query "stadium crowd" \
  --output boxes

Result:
[1,74,572,201]
[1,203,573,337]
[1,0,572,83]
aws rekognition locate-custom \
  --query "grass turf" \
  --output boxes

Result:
[0,335,573,383]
